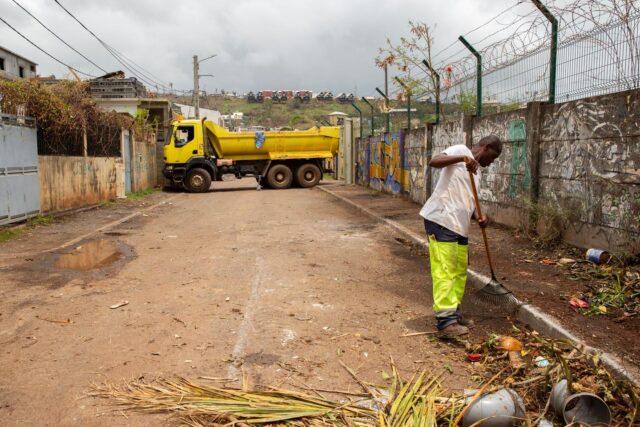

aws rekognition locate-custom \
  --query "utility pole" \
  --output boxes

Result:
[193,55,200,119]
[193,54,217,119]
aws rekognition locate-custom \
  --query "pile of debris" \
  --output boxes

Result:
[92,327,638,426]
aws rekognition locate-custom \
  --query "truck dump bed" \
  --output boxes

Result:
[203,121,340,161]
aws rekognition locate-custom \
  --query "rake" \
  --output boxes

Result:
[468,170,520,307]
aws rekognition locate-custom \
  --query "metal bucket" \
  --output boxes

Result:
[586,248,610,264]
[550,379,612,426]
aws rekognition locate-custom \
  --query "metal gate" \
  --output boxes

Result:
[0,114,40,225]
[122,130,132,193]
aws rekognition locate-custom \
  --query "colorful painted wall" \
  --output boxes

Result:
[362,131,409,195]
[355,89,640,253]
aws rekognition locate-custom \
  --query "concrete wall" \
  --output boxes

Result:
[405,127,427,204]
[39,156,123,213]
[38,132,159,214]
[354,89,640,253]
[472,109,530,228]
[429,117,464,196]
[131,137,157,192]
[538,90,640,252]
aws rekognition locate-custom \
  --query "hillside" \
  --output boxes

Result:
[172,95,438,130]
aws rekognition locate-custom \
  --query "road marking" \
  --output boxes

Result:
[228,254,264,379]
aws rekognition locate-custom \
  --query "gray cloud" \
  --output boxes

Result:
[1,0,520,95]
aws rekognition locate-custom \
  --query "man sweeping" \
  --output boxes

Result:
[420,135,502,339]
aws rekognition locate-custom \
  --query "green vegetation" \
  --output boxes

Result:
[0,214,55,243]
[100,199,117,208]
[27,215,54,227]
[0,228,19,243]
[126,188,157,200]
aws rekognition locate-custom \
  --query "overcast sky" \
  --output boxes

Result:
[1,0,542,96]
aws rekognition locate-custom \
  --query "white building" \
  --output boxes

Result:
[174,103,221,124]
[0,46,37,81]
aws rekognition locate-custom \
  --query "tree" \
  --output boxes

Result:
[376,21,440,109]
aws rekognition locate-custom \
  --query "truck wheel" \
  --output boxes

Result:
[266,164,293,189]
[295,163,322,188]
[185,168,212,193]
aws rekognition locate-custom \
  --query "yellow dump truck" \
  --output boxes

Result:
[163,119,340,192]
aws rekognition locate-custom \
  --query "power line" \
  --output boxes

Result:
[52,0,177,91]
[12,0,108,74]
[0,16,95,77]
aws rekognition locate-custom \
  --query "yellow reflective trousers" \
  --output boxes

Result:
[427,236,469,312]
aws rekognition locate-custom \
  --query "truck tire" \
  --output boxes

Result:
[266,164,293,189]
[295,163,322,188]
[185,168,212,193]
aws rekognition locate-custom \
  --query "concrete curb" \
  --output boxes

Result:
[319,185,639,385]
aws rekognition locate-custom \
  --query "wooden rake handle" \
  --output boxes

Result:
[468,170,497,280]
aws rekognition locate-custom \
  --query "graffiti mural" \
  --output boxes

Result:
[405,128,427,204]
[472,111,528,206]
[360,132,408,195]
[383,131,408,194]
[368,134,385,191]
[507,119,531,200]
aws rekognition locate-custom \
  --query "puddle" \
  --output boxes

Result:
[55,240,122,271]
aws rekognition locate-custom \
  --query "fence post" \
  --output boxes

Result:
[350,103,362,138]
[361,97,375,136]
[532,0,558,104]
[375,87,390,133]
[82,127,88,157]
[425,123,434,200]
[422,60,440,124]
[458,36,482,116]
[463,115,474,150]
[526,101,543,233]
[394,76,411,130]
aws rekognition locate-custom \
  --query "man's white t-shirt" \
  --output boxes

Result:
[419,144,479,238]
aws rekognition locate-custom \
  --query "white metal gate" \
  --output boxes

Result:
[0,114,40,225]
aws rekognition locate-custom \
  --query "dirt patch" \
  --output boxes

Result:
[323,184,640,372]
[0,180,493,426]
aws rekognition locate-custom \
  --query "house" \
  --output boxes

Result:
[90,71,147,98]
[95,97,172,182]
[0,46,37,81]
[328,111,348,126]
[34,75,65,86]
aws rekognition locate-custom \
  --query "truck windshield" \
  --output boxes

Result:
[173,126,194,147]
